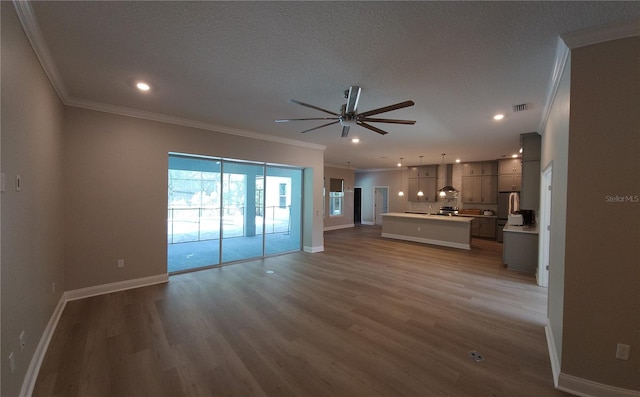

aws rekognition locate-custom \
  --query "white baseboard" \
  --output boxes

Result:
[545,323,561,387]
[64,273,169,302]
[361,221,375,225]
[546,322,639,396]
[19,274,170,396]
[557,373,640,397]
[20,294,67,397]
[303,245,324,253]
[323,223,355,231]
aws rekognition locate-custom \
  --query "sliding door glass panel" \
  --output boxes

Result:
[221,161,265,263]
[167,155,221,272]
[265,167,302,255]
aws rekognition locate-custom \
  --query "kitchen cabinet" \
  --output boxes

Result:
[499,174,522,192]
[407,165,437,178]
[520,160,540,209]
[408,176,437,202]
[462,161,497,177]
[519,132,541,209]
[461,175,497,204]
[521,132,541,161]
[471,217,497,239]
[499,158,522,175]
[498,158,522,192]
[503,224,539,273]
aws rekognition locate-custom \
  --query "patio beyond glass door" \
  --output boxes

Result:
[221,161,265,263]
[168,154,302,273]
[167,156,221,272]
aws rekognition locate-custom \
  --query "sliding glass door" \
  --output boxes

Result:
[221,161,265,263]
[265,166,302,255]
[168,156,221,272]
[168,154,302,273]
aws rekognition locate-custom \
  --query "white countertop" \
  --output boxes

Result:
[503,223,539,234]
[382,212,474,223]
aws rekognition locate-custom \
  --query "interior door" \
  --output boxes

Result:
[538,165,552,287]
[374,187,389,225]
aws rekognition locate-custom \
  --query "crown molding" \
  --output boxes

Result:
[66,97,326,151]
[13,0,325,152]
[561,17,640,49]
[538,38,570,135]
[13,0,68,100]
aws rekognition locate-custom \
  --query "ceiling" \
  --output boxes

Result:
[22,1,640,169]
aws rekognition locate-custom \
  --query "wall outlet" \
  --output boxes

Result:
[8,352,15,374]
[117,259,125,268]
[19,331,26,352]
[616,343,631,360]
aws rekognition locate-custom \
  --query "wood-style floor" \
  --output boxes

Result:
[34,225,568,396]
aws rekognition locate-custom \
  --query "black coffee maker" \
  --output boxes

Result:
[519,209,535,225]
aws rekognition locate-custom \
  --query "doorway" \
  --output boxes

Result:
[538,164,552,287]
[373,186,389,225]
[354,187,362,224]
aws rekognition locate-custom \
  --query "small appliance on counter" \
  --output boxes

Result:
[483,210,495,216]
[520,209,535,225]
[508,213,524,226]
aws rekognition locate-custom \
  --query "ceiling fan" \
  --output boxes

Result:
[276,86,416,137]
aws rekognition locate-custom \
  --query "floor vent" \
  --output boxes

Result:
[512,103,528,112]
[469,350,485,362]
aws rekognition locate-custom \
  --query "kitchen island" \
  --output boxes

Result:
[381,212,474,250]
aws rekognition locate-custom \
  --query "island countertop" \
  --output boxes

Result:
[381,212,473,250]
[382,212,474,223]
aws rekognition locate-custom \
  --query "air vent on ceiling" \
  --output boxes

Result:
[512,103,528,112]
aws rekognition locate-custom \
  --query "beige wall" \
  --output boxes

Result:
[563,37,639,390]
[1,4,66,395]
[541,53,571,369]
[63,107,325,290]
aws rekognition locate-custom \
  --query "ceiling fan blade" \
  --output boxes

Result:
[359,117,416,125]
[341,126,350,137]
[357,121,389,135]
[300,120,340,134]
[289,99,339,116]
[345,86,361,114]
[276,117,339,123]
[356,100,415,118]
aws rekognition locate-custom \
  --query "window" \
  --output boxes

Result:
[279,183,287,208]
[329,178,344,216]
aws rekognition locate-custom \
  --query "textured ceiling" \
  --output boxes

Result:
[25,1,640,169]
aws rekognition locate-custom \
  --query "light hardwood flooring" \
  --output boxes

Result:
[34,225,568,396]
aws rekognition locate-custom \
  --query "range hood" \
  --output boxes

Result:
[438,163,458,198]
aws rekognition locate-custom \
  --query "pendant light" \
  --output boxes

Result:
[417,155,424,197]
[398,158,404,196]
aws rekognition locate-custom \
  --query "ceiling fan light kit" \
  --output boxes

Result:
[276,86,416,137]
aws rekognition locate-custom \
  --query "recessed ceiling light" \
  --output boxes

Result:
[136,82,151,92]
[493,114,505,121]
[519,147,523,153]
[352,138,360,143]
